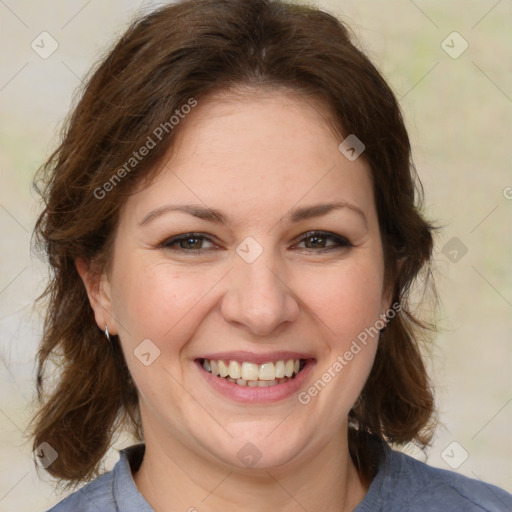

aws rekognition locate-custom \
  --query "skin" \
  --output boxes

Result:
[77,88,392,511]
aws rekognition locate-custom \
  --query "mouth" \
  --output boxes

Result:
[198,357,307,387]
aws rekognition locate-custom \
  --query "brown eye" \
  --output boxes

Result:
[297,231,352,252]
[161,233,216,251]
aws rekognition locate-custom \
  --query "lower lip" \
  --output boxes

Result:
[195,360,315,404]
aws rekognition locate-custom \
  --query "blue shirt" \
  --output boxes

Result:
[46,442,512,511]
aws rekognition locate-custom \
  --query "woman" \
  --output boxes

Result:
[30,0,512,510]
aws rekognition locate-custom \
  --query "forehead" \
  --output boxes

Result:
[122,88,377,229]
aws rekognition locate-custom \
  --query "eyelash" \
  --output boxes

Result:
[159,231,353,254]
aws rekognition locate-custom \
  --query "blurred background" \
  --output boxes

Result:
[0,0,511,509]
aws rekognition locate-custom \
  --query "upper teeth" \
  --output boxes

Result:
[203,359,302,381]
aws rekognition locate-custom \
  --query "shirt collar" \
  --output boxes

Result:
[113,443,154,511]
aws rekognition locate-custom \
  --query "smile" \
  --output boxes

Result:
[200,358,306,387]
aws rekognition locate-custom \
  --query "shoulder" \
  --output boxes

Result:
[358,443,512,512]
[44,444,148,512]
[394,451,512,511]
[44,471,116,511]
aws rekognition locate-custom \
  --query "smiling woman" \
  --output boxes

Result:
[29,1,512,511]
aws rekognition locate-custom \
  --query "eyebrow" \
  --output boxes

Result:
[138,201,368,228]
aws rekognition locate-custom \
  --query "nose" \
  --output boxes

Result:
[220,246,300,337]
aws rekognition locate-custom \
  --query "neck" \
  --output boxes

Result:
[133,421,369,512]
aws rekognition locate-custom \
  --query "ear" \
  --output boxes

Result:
[75,257,118,335]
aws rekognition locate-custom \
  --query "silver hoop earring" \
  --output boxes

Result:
[105,324,111,342]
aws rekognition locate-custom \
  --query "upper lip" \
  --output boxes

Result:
[196,351,315,365]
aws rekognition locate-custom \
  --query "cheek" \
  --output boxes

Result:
[112,251,385,346]
[110,262,206,404]
[293,260,385,425]
[112,261,213,349]
[302,259,385,342]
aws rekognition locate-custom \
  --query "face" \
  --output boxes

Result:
[83,89,391,472]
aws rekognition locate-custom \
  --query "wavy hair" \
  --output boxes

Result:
[29,0,437,489]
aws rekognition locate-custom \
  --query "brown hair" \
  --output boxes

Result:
[29,0,437,489]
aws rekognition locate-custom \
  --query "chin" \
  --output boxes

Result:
[199,423,314,471]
